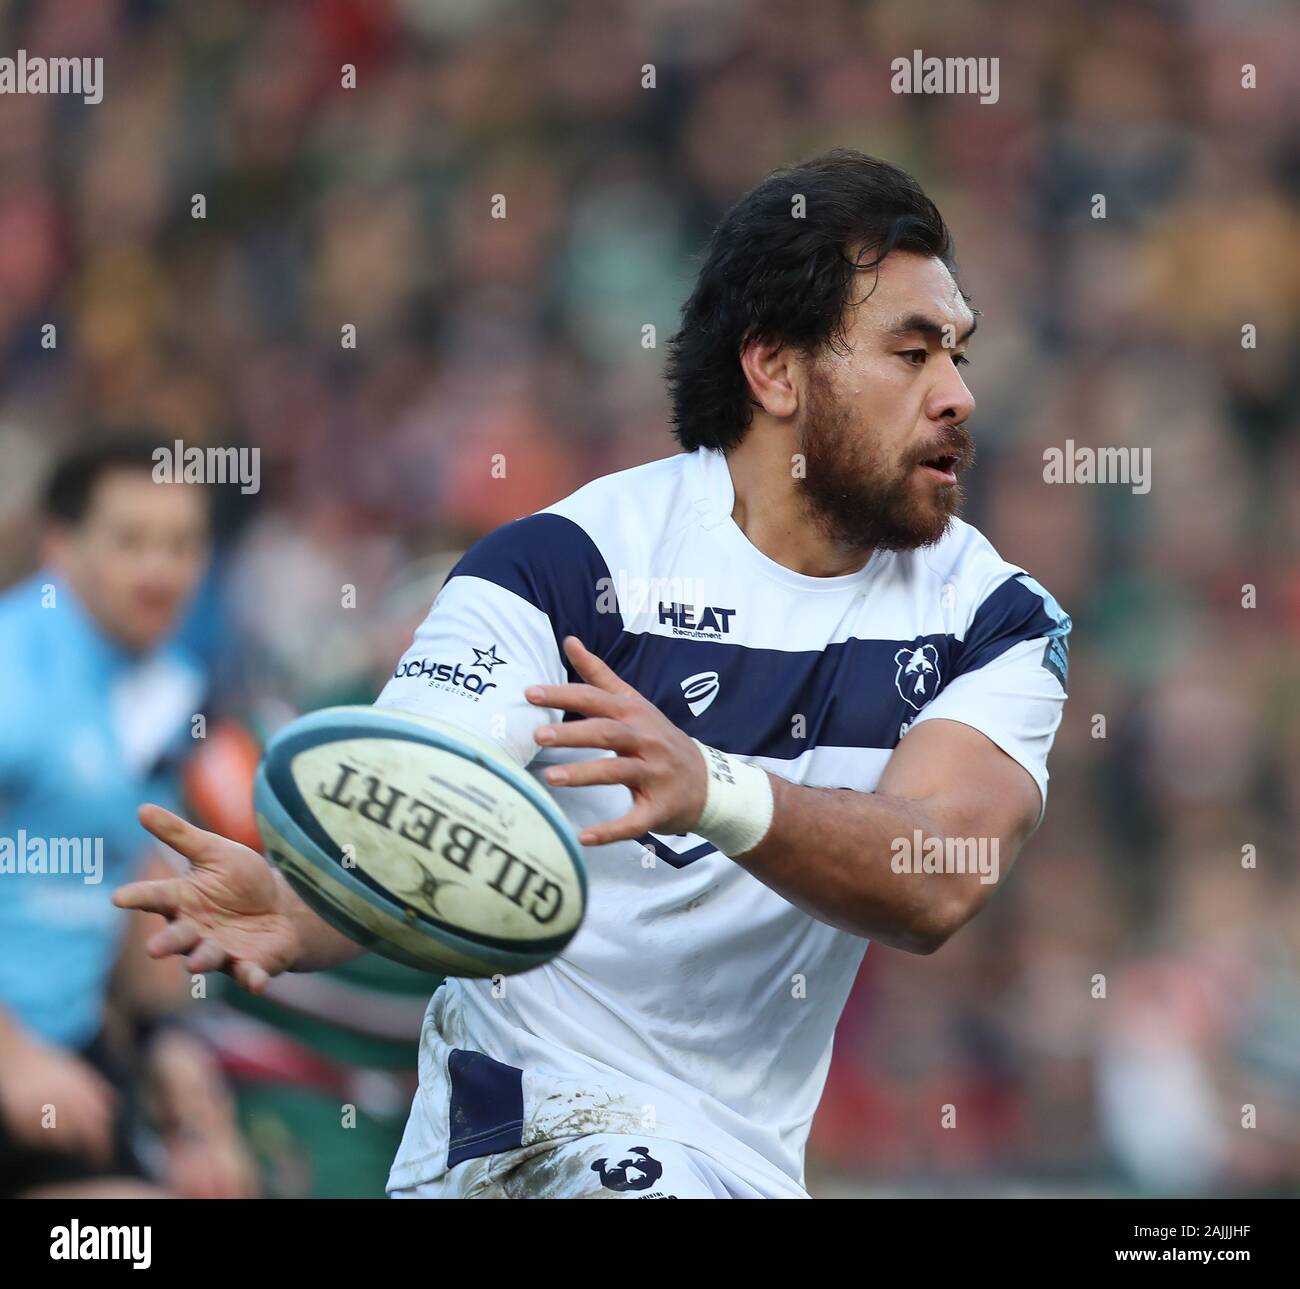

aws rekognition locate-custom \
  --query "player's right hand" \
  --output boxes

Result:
[114,804,302,993]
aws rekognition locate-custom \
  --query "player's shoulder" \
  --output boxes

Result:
[454,452,693,585]
[918,517,1027,604]
[0,573,54,667]
[0,571,44,621]
[0,576,67,742]
[443,454,694,646]
[913,518,1069,642]
[544,451,694,542]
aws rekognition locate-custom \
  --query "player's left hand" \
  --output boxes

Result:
[527,637,708,846]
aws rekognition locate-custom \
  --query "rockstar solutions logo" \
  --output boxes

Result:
[391,644,506,700]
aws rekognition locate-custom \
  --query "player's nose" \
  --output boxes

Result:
[928,365,975,426]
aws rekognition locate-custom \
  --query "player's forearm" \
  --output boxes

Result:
[732,775,994,952]
[273,871,368,972]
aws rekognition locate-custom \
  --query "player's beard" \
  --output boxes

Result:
[796,365,973,554]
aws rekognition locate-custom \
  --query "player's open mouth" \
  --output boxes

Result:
[918,454,960,484]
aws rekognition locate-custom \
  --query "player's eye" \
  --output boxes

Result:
[953,353,971,367]
[899,349,927,366]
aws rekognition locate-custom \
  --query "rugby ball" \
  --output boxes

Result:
[253,706,587,977]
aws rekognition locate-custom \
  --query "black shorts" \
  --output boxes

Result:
[0,1032,150,1197]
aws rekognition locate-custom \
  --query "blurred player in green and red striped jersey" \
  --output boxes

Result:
[179,558,457,1197]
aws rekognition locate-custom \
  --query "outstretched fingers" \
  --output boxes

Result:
[562,636,639,696]
[183,938,232,975]
[232,959,271,994]
[178,935,270,992]
[144,917,202,959]
[113,875,192,920]
[577,805,658,847]
[137,803,227,868]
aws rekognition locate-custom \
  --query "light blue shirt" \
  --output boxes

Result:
[0,573,204,1048]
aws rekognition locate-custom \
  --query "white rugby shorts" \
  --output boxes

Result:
[389,1133,807,1199]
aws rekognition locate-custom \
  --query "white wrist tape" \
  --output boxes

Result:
[691,740,775,857]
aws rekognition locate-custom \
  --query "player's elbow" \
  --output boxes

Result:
[893,892,978,955]
[902,923,958,956]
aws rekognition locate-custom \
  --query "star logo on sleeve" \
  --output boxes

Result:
[471,644,506,673]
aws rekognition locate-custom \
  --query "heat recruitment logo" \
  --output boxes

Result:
[50,1221,151,1269]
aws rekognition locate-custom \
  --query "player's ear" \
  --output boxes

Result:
[739,336,799,420]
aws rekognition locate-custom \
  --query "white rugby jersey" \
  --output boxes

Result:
[377,447,1070,1196]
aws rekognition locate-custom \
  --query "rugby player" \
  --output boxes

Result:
[118,150,1071,1199]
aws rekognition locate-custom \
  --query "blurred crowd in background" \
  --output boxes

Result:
[0,0,1297,1196]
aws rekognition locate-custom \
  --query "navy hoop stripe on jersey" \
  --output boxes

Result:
[448,512,623,666]
[636,832,718,869]
[956,573,1072,685]
[446,1048,525,1167]
[446,516,1067,760]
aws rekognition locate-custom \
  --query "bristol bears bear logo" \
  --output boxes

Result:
[590,1146,663,1192]
[894,644,941,711]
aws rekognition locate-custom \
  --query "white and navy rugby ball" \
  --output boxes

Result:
[253,706,587,977]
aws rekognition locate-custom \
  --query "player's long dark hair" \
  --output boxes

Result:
[666,149,956,453]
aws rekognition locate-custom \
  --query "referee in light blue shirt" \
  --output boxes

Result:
[0,435,252,1197]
